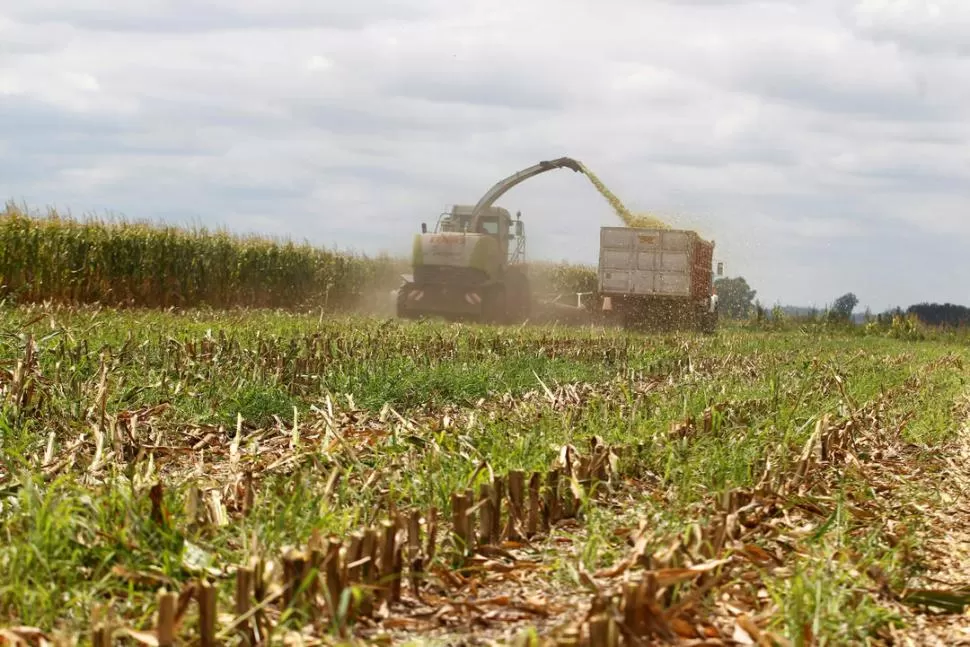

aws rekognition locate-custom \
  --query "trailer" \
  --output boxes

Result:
[597,226,720,333]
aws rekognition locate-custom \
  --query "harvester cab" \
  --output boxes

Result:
[397,156,583,324]
[428,206,526,265]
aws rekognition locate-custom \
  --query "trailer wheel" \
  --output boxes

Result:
[698,308,718,334]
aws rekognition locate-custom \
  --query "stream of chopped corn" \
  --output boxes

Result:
[579,163,670,230]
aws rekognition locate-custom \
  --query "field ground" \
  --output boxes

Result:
[2,306,970,646]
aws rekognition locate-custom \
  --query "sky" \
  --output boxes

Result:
[2,0,969,312]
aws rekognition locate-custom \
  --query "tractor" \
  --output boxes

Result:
[396,157,584,324]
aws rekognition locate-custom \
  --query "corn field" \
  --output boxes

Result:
[2,307,969,645]
[0,203,597,310]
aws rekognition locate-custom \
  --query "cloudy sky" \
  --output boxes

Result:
[2,0,968,311]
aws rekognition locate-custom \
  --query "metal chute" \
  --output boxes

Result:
[467,157,585,234]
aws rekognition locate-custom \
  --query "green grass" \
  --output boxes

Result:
[1,305,967,643]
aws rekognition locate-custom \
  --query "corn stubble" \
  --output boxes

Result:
[2,307,969,645]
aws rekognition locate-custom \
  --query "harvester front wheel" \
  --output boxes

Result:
[505,268,531,323]
[481,286,507,325]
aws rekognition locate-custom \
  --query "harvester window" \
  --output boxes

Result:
[480,220,500,236]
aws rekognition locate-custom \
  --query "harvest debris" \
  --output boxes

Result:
[3,310,970,646]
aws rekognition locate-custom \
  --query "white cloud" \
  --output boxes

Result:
[305,56,332,72]
[5,0,449,31]
[1,0,970,311]
[847,0,970,55]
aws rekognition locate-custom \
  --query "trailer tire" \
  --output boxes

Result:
[698,309,718,334]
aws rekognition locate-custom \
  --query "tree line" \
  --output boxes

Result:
[713,276,970,328]
[895,303,970,328]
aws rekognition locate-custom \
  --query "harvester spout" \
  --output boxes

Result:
[468,157,585,233]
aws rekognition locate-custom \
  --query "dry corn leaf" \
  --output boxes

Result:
[902,588,970,613]
[117,629,159,647]
[671,617,698,638]
[476,545,518,561]
[702,625,721,638]
[0,627,49,646]
[381,617,428,630]
[650,558,731,587]
[732,622,756,646]
[110,565,174,587]
[740,544,776,565]
[478,595,511,606]
[594,558,632,579]
[515,598,554,617]
[737,614,780,647]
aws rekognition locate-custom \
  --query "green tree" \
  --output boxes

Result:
[714,276,757,319]
[830,292,859,322]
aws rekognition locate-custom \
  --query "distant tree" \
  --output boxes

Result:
[715,277,757,319]
[907,303,970,327]
[878,307,905,325]
[829,292,859,322]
